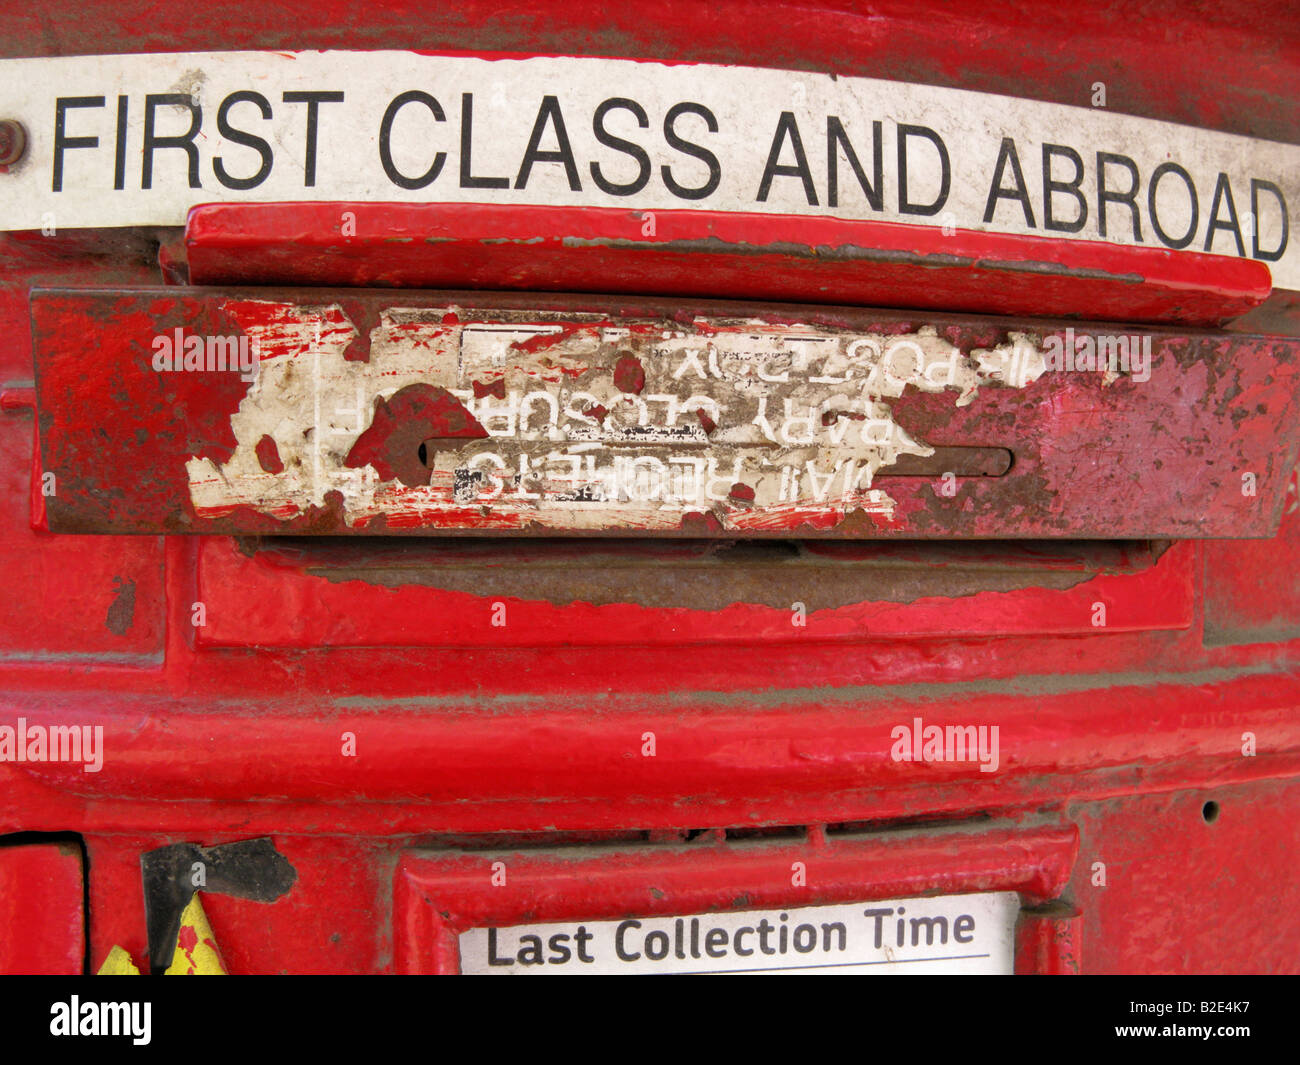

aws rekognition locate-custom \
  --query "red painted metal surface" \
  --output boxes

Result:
[7,653,1297,825]
[55,777,1300,974]
[191,538,1193,648]
[185,204,1273,325]
[1016,906,1082,975]
[0,0,1297,978]
[0,843,84,974]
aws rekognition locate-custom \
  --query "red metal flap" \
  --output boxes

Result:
[185,203,1274,326]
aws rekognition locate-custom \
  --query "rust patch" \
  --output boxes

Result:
[345,384,488,487]
[284,538,1159,611]
[612,352,646,394]
[472,378,507,399]
[255,434,284,474]
[105,576,136,636]
[338,300,384,363]
[822,409,867,426]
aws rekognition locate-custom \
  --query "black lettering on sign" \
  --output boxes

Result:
[590,97,651,196]
[662,102,721,201]
[756,112,818,206]
[281,90,344,187]
[52,96,104,193]
[826,117,883,210]
[379,90,446,190]
[142,94,201,190]
[515,96,581,191]
[1042,143,1087,233]
[575,926,595,962]
[615,919,641,961]
[487,927,513,966]
[1148,162,1198,250]
[953,914,976,943]
[1251,179,1289,262]
[897,124,950,216]
[590,96,650,196]
[113,95,129,191]
[517,934,543,965]
[213,91,273,190]
[459,93,509,190]
[983,137,1035,227]
[1204,172,1245,256]
[1096,151,1143,242]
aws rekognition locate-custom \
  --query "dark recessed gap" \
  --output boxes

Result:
[237,536,1168,611]
[724,826,807,841]
[827,812,994,836]
[243,535,1164,571]
[707,540,802,561]
[1202,801,1220,824]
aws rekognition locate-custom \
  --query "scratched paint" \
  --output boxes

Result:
[185,302,1045,531]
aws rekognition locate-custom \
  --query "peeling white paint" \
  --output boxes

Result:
[186,304,1045,530]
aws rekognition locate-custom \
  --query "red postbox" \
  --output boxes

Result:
[0,0,1298,979]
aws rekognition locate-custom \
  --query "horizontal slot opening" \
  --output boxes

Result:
[237,536,1167,612]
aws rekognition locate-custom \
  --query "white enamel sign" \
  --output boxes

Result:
[0,51,1294,287]
[459,892,1020,974]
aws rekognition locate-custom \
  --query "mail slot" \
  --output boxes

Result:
[392,824,1079,974]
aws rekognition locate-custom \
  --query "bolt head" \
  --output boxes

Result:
[0,120,27,166]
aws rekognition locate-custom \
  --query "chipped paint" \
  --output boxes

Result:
[95,944,143,975]
[33,289,1300,538]
[186,303,1045,532]
[104,577,136,636]
[163,894,227,976]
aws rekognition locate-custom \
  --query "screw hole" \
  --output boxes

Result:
[1202,800,1220,824]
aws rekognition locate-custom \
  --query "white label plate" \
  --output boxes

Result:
[0,51,1295,287]
[459,891,1020,974]
[183,302,1047,531]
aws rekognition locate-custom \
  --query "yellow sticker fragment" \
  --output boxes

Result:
[95,944,142,975]
[164,894,228,976]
